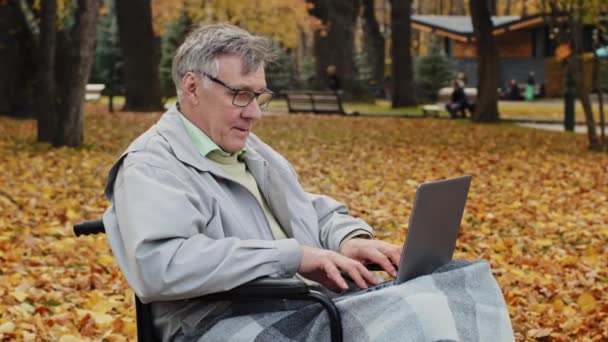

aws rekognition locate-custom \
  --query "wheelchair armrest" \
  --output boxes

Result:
[209,263,386,300]
[203,277,343,341]
[212,263,385,299]
[205,277,309,300]
[74,219,105,236]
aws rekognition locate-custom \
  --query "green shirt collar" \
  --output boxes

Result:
[178,110,246,161]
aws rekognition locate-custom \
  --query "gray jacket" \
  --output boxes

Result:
[102,105,373,338]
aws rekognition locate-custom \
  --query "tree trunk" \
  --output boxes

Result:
[504,0,512,15]
[0,1,37,118]
[487,0,497,15]
[116,0,164,111]
[54,0,101,146]
[0,1,21,115]
[568,18,600,151]
[390,0,416,107]
[291,31,308,87]
[362,0,385,96]
[470,0,500,122]
[310,0,358,93]
[437,0,445,15]
[35,0,101,147]
[572,57,600,150]
[593,56,606,148]
[544,0,604,151]
[37,0,58,143]
[592,30,606,149]
[451,0,467,15]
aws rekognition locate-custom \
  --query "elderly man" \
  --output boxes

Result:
[103,24,513,341]
[103,23,402,338]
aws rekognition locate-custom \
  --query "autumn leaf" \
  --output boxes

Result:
[0,322,15,334]
[577,292,598,313]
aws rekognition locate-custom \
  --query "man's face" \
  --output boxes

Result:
[190,54,266,154]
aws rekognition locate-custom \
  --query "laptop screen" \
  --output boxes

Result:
[395,175,472,284]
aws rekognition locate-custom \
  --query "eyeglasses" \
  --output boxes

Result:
[202,72,274,109]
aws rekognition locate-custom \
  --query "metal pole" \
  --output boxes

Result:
[564,73,575,132]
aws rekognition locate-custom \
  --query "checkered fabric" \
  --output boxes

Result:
[183,260,514,342]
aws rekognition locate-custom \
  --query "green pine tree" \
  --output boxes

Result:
[160,14,190,98]
[415,55,454,102]
[265,46,292,91]
[92,0,121,87]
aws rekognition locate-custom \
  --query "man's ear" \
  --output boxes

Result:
[181,72,200,105]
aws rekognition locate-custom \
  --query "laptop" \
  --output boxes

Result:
[346,175,472,294]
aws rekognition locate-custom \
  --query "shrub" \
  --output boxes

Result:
[415,55,454,102]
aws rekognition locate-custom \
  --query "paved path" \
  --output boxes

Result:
[266,101,608,135]
[517,122,608,134]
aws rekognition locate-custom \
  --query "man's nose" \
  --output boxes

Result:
[241,98,263,119]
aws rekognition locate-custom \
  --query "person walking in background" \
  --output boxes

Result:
[383,75,392,100]
[326,64,343,97]
[525,71,536,101]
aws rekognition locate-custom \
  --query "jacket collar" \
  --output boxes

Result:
[157,104,265,177]
[157,105,223,173]
[158,106,293,234]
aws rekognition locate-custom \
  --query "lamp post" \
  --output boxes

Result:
[564,72,575,132]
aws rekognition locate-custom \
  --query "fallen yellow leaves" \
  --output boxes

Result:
[0,322,15,334]
[577,292,598,314]
[10,291,28,303]
[0,104,607,340]
[528,327,553,339]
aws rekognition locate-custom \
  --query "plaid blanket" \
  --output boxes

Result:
[181,260,514,342]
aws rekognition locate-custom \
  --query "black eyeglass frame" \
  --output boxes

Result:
[201,72,274,109]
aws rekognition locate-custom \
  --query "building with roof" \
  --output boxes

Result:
[410,14,596,96]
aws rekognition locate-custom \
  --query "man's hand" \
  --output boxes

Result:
[340,239,402,278]
[298,246,378,291]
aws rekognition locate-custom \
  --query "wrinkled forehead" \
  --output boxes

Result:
[216,53,265,77]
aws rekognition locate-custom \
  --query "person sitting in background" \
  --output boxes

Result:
[445,79,473,118]
[456,72,467,88]
[505,79,523,100]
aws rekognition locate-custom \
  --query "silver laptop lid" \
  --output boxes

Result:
[395,175,472,284]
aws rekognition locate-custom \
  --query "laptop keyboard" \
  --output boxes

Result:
[343,280,395,297]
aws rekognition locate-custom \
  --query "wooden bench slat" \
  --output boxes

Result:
[286,95,311,100]
[314,104,341,110]
[291,106,315,111]
[85,83,106,102]
[284,90,358,116]
[312,98,340,103]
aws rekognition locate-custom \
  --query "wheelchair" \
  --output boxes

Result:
[74,220,382,342]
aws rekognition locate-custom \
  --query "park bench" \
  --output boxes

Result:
[284,90,359,115]
[73,219,383,342]
[422,87,477,117]
[85,83,106,102]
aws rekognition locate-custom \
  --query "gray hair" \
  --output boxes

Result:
[172,24,276,98]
